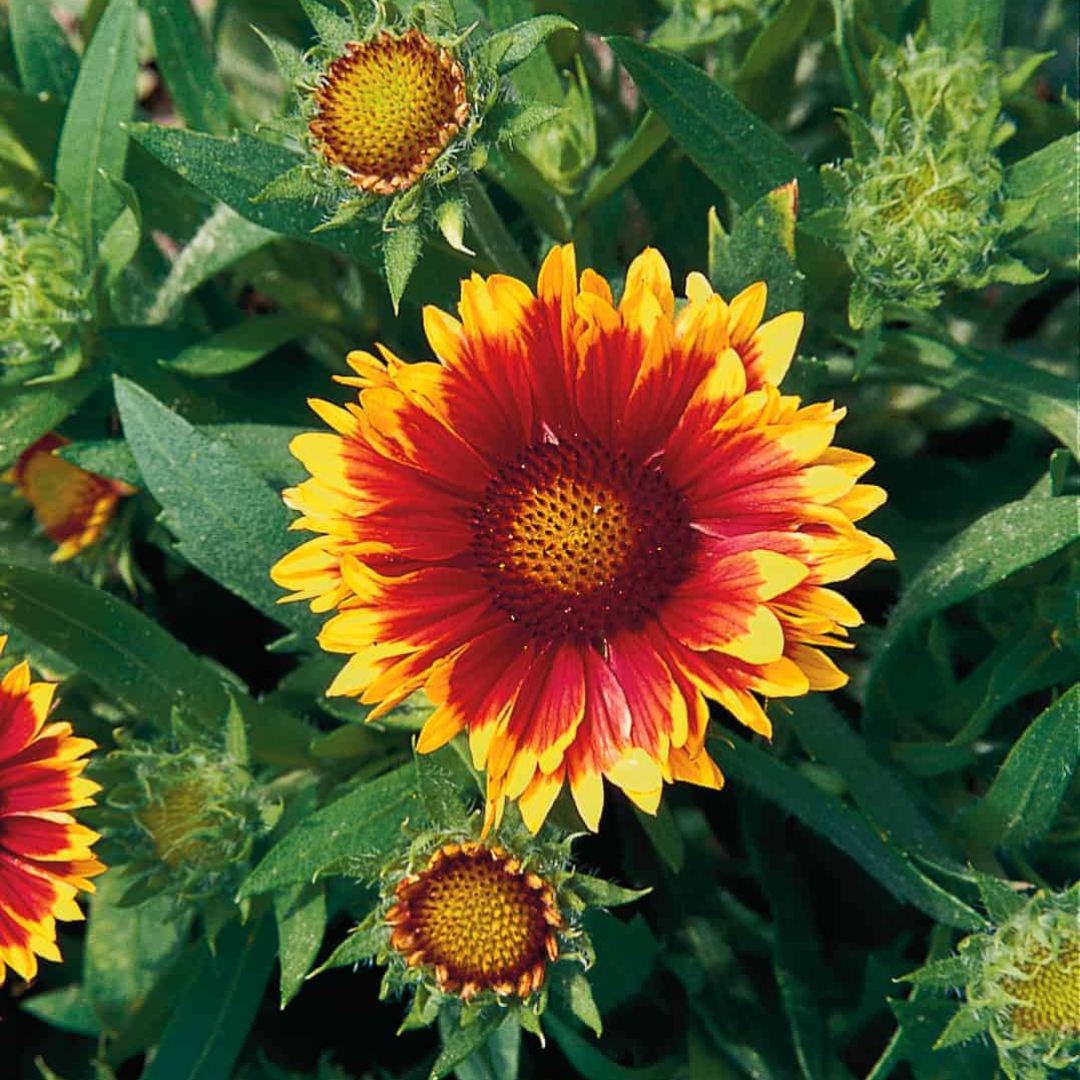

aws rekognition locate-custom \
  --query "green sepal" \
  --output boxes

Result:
[383,221,424,313]
[488,102,562,144]
[399,984,442,1033]
[251,25,309,85]
[569,873,650,909]
[251,165,327,204]
[933,1002,992,1049]
[976,876,1028,924]
[554,968,602,1037]
[478,16,576,76]
[899,955,977,988]
[299,0,353,55]
[311,915,385,976]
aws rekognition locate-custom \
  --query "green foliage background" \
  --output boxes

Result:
[0,0,1076,1078]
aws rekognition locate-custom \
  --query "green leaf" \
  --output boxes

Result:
[98,174,143,286]
[1005,133,1079,267]
[84,869,192,1036]
[450,1013,522,1080]
[9,0,79,100]
[0,371,104,469]
[929,0,1004,54]
[735,0,820,84]
[546,1013,680,1080]
[313,918,385,974]
[57,439,140,487]
[711,737,988,930]
[741,804,832,1080]
[55,0,138,255]
[480,16,576,75]
[21,986,102,1037]
[707,182,804,318]
[0,563,231,727]
[570,874,650,909]
[162,315,308,377]
[877,331,1078,457]
[144,205,275,323]
[274,882,327,1008]
[608,37,825,212]
[139,915,278,1080]
[113,377,320,638]
[582,911,660,1014]
[559,968,603,1037]
[579,110,669,214]
[430,1011,507,1080]
[383,222,424,315]
[960,685,1080,849]
[787,697,962,869]
[144,0,235,136]
[239,764,425,898]
[867,494,1080,736]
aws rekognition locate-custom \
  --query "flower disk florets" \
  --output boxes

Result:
[826,33,1040,326]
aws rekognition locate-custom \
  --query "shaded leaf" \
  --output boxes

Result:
[274,882,327,1008]
[163,315,308,377]
[114,377,321,638]
[608,37,825,212]
[430,1011,506,1080]
[55,0,138,253]
[960,685,1080,848]
[139,916,278,1080]
[0,371,104,469]
[9,0,79,100]
[144,0,235,136]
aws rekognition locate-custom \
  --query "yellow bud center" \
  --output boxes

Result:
[1003,942,1080,1036]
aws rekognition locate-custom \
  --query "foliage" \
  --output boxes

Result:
[0,1,1076,1079]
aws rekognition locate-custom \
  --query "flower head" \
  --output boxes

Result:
[387,840,561,1001]
[5,433,135,562]
[272,244,892,834]
[309,29,470,196]
[0,637,104,984]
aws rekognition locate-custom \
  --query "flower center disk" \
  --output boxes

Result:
[386,843,560,999]
[471,437,695,642]
[309,29,469,194]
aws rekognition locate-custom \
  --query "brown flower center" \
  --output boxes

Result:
[471,436,695,643]
[386,842,561,1000]
[308,29,470,195]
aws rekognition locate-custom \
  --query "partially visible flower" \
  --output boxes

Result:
[99,705,278,908]
[822,32,1042,327]
[906,884,1080,1079]
[272,243,892,836]
[4,433,135,562]
[0,637,104,984]
[0,213,92,381]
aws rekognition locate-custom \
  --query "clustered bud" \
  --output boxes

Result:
[0,214,92,380]
[824,32,1041,327]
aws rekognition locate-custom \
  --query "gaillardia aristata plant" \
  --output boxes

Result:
[906,884,1080,1079]
[272,244,893,834]
[0,637,103,984]
[256,0,571,304]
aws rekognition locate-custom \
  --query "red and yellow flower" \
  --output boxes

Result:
[272,245,893,833]
[6,433,134,562]
[0,637,104,984]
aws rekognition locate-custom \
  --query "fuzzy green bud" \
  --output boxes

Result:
[825,33,1040,327]
[99,708,278,909]
[0,214,92,375]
